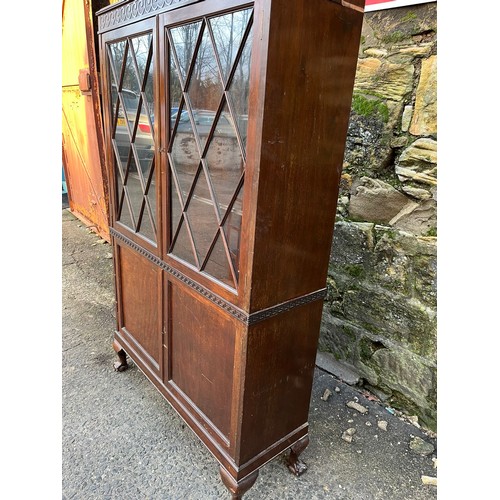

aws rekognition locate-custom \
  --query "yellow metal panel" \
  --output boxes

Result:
[62,0,110,241]
[62,0,88,86]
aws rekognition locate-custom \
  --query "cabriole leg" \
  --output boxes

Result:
[286,435,309,476]
[113,340,128,372]
[219,467,259,500]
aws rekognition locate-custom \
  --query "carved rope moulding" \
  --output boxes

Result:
[109,228,326,325]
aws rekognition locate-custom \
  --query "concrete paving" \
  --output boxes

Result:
[62,208,438,500]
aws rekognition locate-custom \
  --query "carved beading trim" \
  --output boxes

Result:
[98,0,199,32]
[110,228,248,323]
[247,289,327,325]
[110,228,326,325]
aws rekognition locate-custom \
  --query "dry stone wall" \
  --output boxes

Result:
[321,2,437,430]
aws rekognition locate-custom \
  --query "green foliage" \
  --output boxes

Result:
[401,11,417,22]
[344,264,365,279]
[425,227,437,237]
[381,30,407,44]
[352,94,389,123]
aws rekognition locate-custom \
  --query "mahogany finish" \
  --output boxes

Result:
[97,0,364,497]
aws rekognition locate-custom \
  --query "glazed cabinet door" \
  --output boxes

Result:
[158,0,255,452]
[161,1,253,294]
[101,19,164,378]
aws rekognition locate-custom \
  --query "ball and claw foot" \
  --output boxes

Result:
[285,435,309,476]
[113,349,128,372]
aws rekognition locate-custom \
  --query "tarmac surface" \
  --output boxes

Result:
[62,207,438,500]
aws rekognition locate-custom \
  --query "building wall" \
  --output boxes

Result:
[321,2,437,430]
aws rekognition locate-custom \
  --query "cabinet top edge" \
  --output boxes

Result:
[97,0,201,33]
[96,0,365,22]
[96,0,195,17]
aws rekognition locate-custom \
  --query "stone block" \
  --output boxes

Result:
[354,57,414,101]
[315,351,360,386]
[410,55,437,136]
[391,198,437,236]
[396,138,437,186]
[330,220,374,266]
[342,286,437,359]
[369,347,436,415]
[401,105,413,132]
[349,177,414,224]
[344,112,393,174]
[319,308,359,363]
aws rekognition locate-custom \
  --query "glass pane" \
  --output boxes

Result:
[169,102,200,204]
[171,217,196,266]
[138,202,156,243]
[116,170,131,226]
[135,100,155,179]
[137,167,157,243]
[170,178,183,242]
[186,171,219,264]
[227,24,253,151]
[203,231,235,288]
[108,40,126,85]
[223,183,243,278]
[120,154,143,231]
[144,47,155,134]
[209,8,252,83]
[111,98,127,161]
[131,33,152,88]
[187,26,223,150]
[110,82,119,123]
[169,21,202,86]
[122,45,141,124]
[205,101,243,215]
[169,47,182,132]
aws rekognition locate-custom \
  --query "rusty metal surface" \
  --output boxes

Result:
[62,0,110,241]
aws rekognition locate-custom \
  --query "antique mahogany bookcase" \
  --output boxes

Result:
[97,0,364,497]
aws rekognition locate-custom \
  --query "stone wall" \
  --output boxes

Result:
[320,2,437,430]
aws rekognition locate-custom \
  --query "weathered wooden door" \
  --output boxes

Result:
[62,0,110,241]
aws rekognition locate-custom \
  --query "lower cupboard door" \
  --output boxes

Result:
[116,243,162,375]
[164,280,238,446]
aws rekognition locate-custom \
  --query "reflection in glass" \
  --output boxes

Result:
[210,8,252,84]
[170,21,202,86]
[135,100,155,179]
[131,34,152,87]
[223,184,243,276]
[122,50,141,123]
[187,27,223,149]
[167,8,253,287]
[170,180,183,240]
[172,218,196,267]
[186,172,219,264]
[203,231,234,288]
[108,40,126,85]
[169,46,182,132]
[170,102,200,204]
[227,26,252,151]
[205,102,242,214]
[107,33,157,243]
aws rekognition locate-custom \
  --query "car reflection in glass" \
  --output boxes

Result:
[175,109,237,139]
[113,88,155,172]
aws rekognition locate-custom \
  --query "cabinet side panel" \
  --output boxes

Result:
[169,283,236,439]
[238,300,323,464]
[248,0,364,311]
[118,244,161,367]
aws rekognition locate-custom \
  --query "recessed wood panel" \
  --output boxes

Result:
[119,245,161,367]
[169,283,236,438]
[239,300,324,464]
